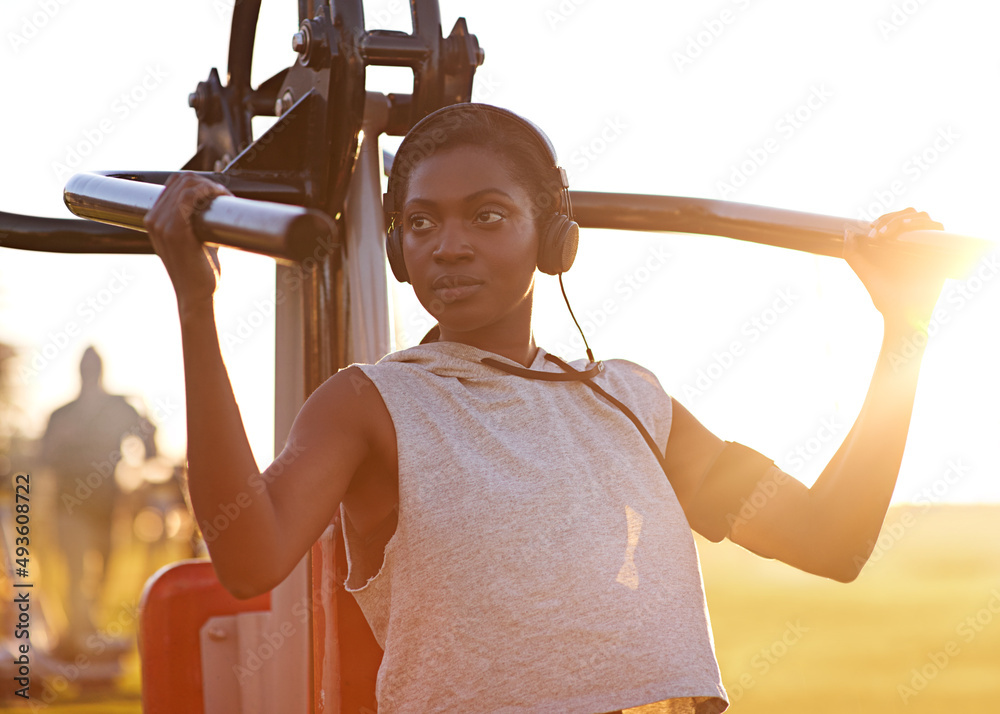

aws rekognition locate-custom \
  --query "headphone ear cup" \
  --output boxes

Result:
[385,226,410,283]
[537,214,580,275]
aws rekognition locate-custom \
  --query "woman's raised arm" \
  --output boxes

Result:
[145,173,380,598]
[664,210,951,581]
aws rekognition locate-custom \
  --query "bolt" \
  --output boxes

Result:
[188,92,200,109]
[292,31,308,54]
[207,627,227,642]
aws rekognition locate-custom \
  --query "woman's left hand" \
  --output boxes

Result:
[843,208,949,330]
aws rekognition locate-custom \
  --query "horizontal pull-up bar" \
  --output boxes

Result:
[6,179,988,275]
[571,191,993,278]
[63,173,338,264]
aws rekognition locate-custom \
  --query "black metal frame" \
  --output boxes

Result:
[1,0,484,261]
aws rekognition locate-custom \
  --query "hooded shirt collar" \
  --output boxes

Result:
[373,341,555,379]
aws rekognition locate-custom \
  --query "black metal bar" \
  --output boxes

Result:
[360,32,430,66]
[298,0,312,24]
[572,191,849,257]
[571,190,992,274]
[410,0,443,120]
[0,212,151,254]
[228,0,262,91]
[63,173,338,264]
[96,171,307,204]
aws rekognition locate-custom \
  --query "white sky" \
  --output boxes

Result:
[1,0,998,503]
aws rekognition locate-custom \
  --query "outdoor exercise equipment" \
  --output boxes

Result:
[0,0,992,711]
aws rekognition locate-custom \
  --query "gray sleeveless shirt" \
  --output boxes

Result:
[344,342,728,713]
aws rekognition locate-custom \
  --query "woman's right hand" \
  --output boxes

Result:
[144,172,233,313]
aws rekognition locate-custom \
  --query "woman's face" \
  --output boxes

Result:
[401,144,539,343]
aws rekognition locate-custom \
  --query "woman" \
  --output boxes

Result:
[145,103,947,713]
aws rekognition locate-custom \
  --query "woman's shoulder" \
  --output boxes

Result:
[599,356,664,388]
[599,358,671,411]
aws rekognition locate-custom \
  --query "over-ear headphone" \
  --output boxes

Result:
[382,103,580,283]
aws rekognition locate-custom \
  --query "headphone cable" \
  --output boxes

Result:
[558,272,595,364]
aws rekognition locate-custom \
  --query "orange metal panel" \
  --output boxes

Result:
[138,560,271,714]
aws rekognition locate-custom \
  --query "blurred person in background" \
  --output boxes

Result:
[39,346,156,659]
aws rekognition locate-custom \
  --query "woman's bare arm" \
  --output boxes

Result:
[664,212,949,581]
[145,173,381,598]
[667,321,929,582]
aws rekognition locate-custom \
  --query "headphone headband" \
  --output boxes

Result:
[383,103,579,282]
[384,103,571,221]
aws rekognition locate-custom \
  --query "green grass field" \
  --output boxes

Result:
[700,504,1000,713]
[4,504,998,712]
